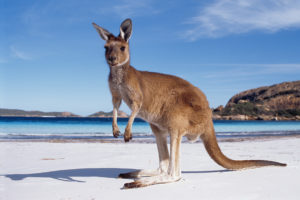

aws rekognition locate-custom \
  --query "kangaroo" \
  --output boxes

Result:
[92,19,286,189]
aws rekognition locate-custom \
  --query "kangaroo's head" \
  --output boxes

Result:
[92,19,132,68]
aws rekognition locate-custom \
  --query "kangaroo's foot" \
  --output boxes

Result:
[118,169,161,179]
[122,175,181,189]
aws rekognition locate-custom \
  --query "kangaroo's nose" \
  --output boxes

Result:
[108,56,116,62]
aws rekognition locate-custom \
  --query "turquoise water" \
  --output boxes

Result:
[1,117,300,140]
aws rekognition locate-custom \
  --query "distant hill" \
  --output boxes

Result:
[213,80,300,120]
[88,110,128,118]
[0,108,79,117]
[2,80,299,120]
[0,108,129,118]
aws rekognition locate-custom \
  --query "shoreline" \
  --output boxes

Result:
[1,134,299,143]
[1,115,300,121]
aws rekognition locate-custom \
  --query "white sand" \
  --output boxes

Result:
[1,138,299,200]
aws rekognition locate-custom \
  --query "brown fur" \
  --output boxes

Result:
[92,19,286,189]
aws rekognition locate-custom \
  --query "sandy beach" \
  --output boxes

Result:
[1,137,299,200]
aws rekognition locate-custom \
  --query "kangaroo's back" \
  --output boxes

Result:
[133,69,211,126]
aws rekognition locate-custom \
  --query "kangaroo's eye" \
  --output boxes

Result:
[120,46,126,51]
[104,46,109,51]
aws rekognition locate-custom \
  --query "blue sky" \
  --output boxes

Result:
[1,0,300,116]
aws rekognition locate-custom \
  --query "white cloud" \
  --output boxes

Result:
[10,46,32,60]
[184,0,300,39]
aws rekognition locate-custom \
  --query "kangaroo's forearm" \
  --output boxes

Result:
[123,100,142,142]
[112,107,119,127]
[112,95,121,138]
[112,96,121,120]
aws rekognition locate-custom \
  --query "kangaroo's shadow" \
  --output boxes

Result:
[4,168,232,183]
[4,168,137,183]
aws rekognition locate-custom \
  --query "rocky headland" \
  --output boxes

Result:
[88,111,128,118]
[213,80,300,120]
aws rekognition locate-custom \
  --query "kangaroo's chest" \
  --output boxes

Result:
[110,68,135,109]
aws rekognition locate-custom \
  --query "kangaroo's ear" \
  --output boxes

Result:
[119,19,132,42]
[92,22,112,41]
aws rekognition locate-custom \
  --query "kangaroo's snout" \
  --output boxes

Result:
[108,56,117,62]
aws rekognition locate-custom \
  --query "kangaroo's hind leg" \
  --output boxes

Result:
[119,124,169,179]
[123,128,182,189]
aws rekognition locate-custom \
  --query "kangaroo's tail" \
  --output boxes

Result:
[201,126,286,170]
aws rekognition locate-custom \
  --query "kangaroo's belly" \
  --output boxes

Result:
[118,84,140,111]
[120,90,133,109]
[137,110,160,124]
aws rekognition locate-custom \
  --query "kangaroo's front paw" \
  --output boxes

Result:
[124,130,132,142]
[113,129,120,138]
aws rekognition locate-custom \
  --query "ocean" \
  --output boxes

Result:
[1,117,300,141]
